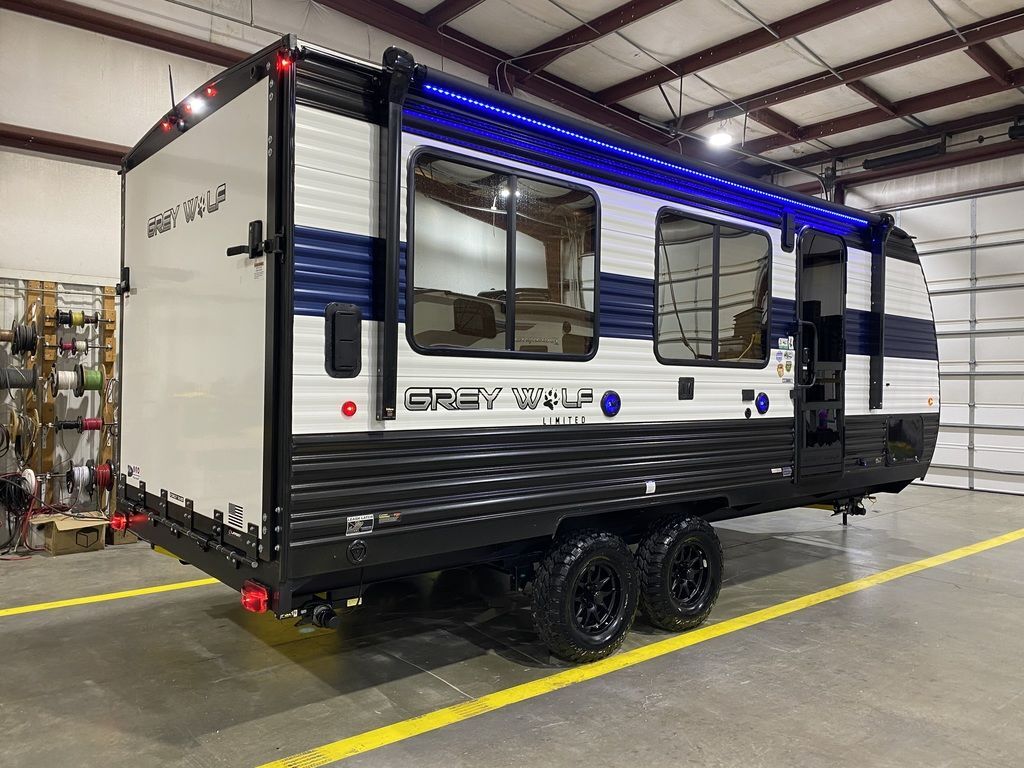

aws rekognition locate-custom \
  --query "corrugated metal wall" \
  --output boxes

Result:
[896,188,1024,494]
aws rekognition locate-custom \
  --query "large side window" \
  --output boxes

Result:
[656,211,771,365]
[410,153,598,357]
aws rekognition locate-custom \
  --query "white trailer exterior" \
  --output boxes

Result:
[117,38,938,659]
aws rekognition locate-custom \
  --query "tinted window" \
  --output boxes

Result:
[411,154,597,356]
[657,212,770,365]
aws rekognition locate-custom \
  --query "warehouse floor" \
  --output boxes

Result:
[2,484,1023,768]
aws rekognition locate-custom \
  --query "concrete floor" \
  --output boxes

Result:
[2,484,1023,768]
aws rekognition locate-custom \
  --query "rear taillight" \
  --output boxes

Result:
[110,511,147,532]
[241,580,270,613]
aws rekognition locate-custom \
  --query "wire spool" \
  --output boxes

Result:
[49,368,78,397]
[57,337,89,356]
[66,462,94,496]
[55,309,101,328]
[4,322,38,355]
[76,365,104,397]
[0,367,37,391]
[94,461,114,491]
[53,417,103,433]
[8,410,39,464]
[0,422,10,458]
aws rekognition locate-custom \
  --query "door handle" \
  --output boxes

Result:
[796,320,817,389]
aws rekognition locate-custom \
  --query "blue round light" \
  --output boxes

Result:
[601,390,621,417]
[755,392,770,415]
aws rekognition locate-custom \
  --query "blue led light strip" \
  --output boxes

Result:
[405,106,786,225]
[421,83,870,228]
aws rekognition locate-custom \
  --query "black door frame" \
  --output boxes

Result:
[794,226,848,481]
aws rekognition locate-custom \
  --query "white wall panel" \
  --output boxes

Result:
[0,11,219,148]
[0,150,119,282]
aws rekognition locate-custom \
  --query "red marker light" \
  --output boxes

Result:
[110,511,147,532]
[241,580,270,613]
[182,101,192,114]
[341,401,358,417]
[160,119,172,133]
[276,52,293,72]
[205,85,217,98]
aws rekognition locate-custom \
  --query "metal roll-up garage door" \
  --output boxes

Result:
[897,188,1024,494]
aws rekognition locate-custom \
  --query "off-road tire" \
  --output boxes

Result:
[637,515,723,631]
[531,530,639,663]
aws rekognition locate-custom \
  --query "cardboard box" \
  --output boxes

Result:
[106,527,135,546]
[31,513,107,556]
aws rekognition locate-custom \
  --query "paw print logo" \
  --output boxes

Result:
[197,196,206,218]
[543,389,559,410]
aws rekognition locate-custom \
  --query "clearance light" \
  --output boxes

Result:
[185,97,205,115]
[241,580,270,613]
[160,119,173,133]
[110,511,148,531]
[755,392,770,415]
[341,401,358,417]
[277,52,293,72]
[204,85,217,98]
[601,390,621,418]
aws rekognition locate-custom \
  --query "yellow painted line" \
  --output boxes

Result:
[0,577,219,618]
[259,526,1024,768]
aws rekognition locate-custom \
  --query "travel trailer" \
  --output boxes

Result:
[115,37,938,661]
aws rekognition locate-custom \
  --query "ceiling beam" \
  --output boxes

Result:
[786,137,1024,195]
[595,0,891,105]
[845,81,898,117]
[741,68,1019,155]
[423,0,486,29]
[6,0,704,154]
[318,0,702,151]
[742,69,1024,155]
[748,108,802,141]
[0,0,245,67]
[965,42,1014,86]
[0,123,127,165]
[514,0,679,84]
[676,8,1024,134]
[765,104,1024,171]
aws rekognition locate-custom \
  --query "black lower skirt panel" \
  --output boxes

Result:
[286,414,938,587]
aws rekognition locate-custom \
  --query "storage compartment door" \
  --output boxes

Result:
[121,79,272,535]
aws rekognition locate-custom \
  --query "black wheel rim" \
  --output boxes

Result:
[572,560,622,636]
[670,542,711,609]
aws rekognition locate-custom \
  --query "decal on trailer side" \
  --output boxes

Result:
[146,183,228,238]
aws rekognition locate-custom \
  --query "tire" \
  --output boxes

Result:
[637,515,723,632]
[531,530,639,663]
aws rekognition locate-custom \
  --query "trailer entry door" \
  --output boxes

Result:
[795,230,847,480]
[121,78,273,536]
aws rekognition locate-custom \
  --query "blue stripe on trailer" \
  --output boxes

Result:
[294,226,405,322]
[294,226,936,359]
[598,273,655,340]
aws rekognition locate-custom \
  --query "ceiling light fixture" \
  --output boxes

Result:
[707,131,733,148]
[707,121,733,148]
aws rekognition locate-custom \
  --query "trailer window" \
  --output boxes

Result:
[411,153,597,357]
[656,212,770,365]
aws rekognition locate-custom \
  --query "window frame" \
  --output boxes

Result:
[654,207,773,369]
[406,146,601,362]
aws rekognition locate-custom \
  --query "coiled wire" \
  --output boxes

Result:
[0,368,37,391]
[49,368,78,396]
[66,464,93,495]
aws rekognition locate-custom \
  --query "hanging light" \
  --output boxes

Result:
[707,128,733,148]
